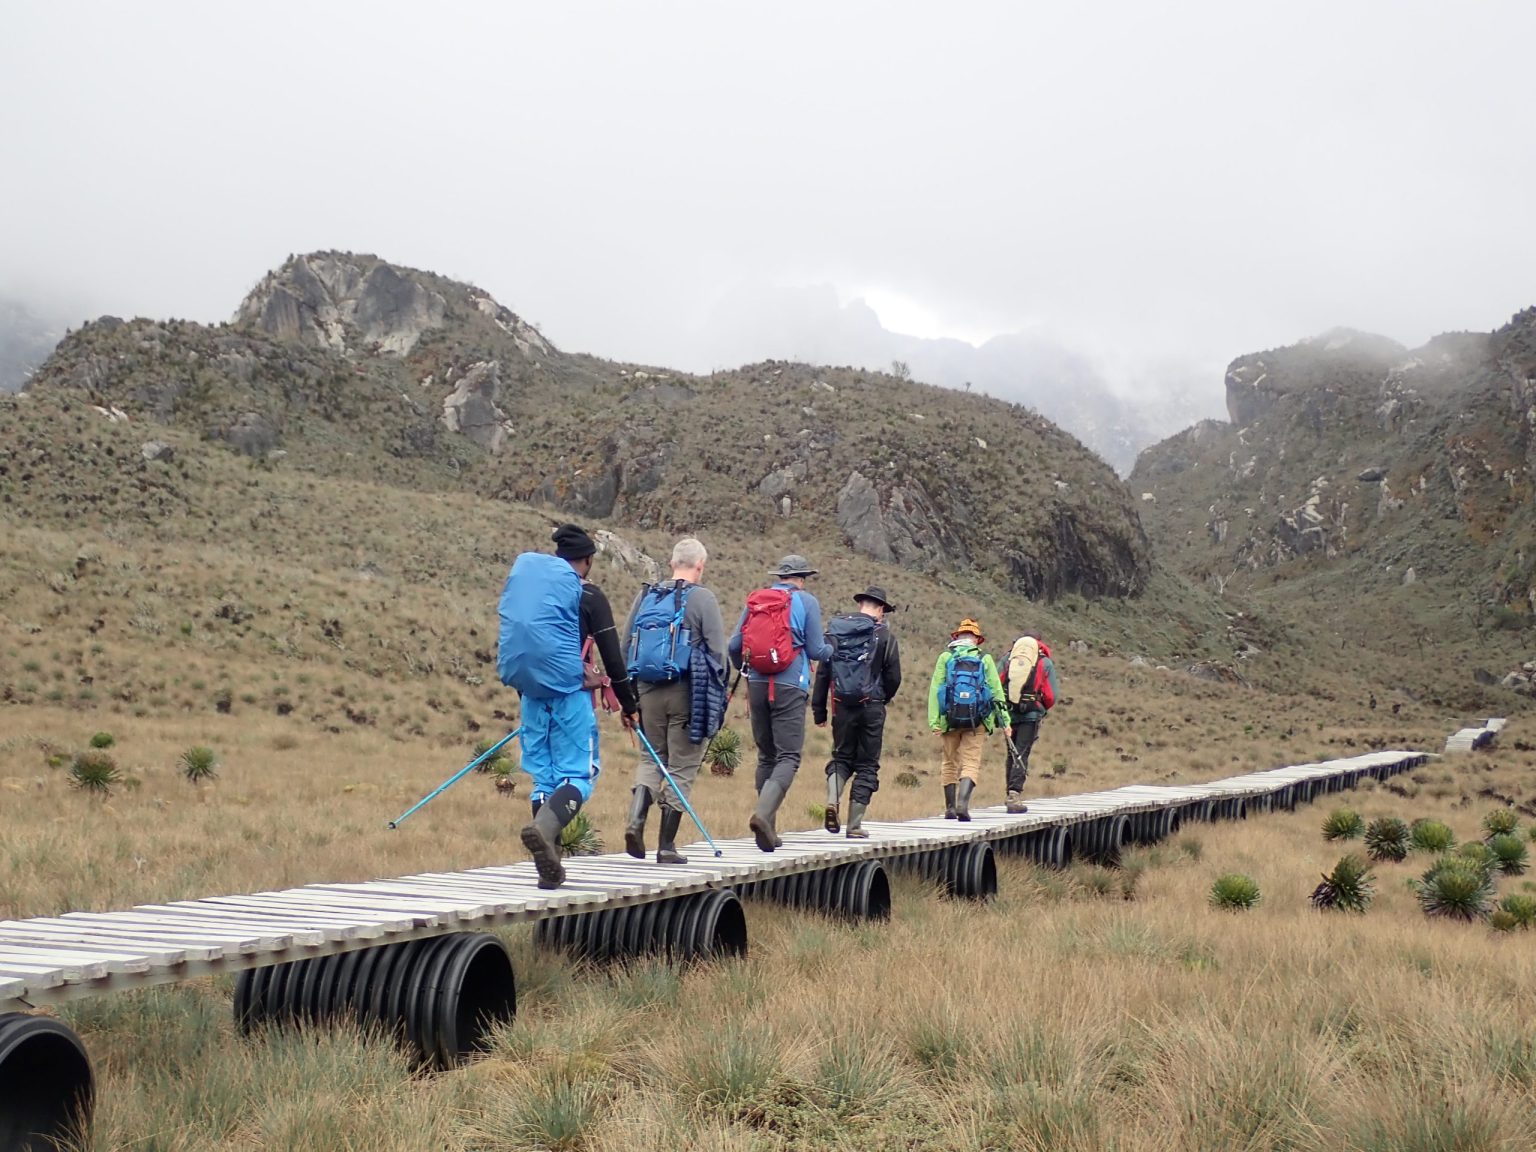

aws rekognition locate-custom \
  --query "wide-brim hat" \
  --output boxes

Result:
[854,585,897,612]
[770,554,818,578]
[951,618,985,643]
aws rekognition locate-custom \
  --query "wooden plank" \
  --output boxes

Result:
[0,925,195,967]
[0,943,151,976]
[0,977,24,1000]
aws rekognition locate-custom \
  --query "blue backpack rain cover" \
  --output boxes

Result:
[497,552,584,699]
[943,652,991,729]
[627,583,694,683]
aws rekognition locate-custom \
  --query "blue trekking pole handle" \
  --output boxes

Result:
[387,727,521,829]
[636,727,724,857]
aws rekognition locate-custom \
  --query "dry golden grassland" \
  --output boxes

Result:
[4,411,1535,1149]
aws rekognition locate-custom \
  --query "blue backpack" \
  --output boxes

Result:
[942,651,991,729]
[627,582,694,684]
[497,553,584,699]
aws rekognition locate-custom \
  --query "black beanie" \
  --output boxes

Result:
[552,523,597,561]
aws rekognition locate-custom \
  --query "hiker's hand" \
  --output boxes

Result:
[932,728,943,737]
[814,718,827,728]
[621,712,639,732]
[1003,726,1014,739]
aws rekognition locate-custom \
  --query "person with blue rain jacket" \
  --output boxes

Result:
[728,555,835,852]
[498,524,638,889]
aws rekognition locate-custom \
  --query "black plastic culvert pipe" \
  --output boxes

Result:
[0,1012,94,1152]
[889,841,997,900]
[738,860,891,921]
[233,932,516,1070]
[534,887,749,964]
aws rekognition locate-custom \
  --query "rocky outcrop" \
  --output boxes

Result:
[594,530,662,584]
[835,471,970,567]
[237,253,447,355]
[1224,329,1405,427]
[440,362,512,453]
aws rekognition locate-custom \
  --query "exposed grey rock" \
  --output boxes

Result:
[1358,466,1386,482]
[222,412,278,457]
[1068,639,1090,655]
[1472,667,1499,686]
[140,440,174,462]
[836,472,894,563]
[758,461,808,501]
[236,253,447,355]
[1500,672,1529,690]
[594,530,662,585]
[441,361,511,453]
[1187,660,1250,687]
[1403,566,1416,586]
[1128,655,1148,667]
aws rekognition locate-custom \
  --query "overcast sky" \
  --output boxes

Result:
[3,1,1533,401]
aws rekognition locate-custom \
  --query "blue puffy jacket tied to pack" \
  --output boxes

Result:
[627,583,694,684]
[497,553,585,699]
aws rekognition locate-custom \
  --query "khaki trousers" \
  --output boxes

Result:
[939,728,984,786]
[634,679,704,812]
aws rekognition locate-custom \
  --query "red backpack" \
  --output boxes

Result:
[741,588,799,676]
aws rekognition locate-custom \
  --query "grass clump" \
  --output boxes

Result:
[179,745,219,784]
[89,730,115,749]
[472,735,514,775]
[1496,892,1536,929]
[1210,873,1260,911]
[1488,833,1529,876]
[69,749,121,795]
[559,811,603,857]
[678,1025,784,1112]
[894,770,921,788]
[1310,853,1374,912]
[1417,858,1494,921]
[1364,816,1410,862]
[1409,818,1455,853]
[1483,808,1520,838]
[479,1068,603,1152]
[1322,808,1364,840]
[705,726,742,776]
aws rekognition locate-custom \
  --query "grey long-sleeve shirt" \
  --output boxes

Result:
[623,578,729,664]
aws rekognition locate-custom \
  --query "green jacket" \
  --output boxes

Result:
[928,643,1008,733]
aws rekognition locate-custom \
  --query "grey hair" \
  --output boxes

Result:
[671,537,708,569]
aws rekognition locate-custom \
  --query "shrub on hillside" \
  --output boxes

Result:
[180,746,219,784]
[1417,857,1494,921]
[472,736,513,775]
[894,770,921,788]
[1210,873,1260,911]
[1310,854,1374,912]
[1409,819,1455,854]
[1483,808,1519,838]
[69,749,120,795]
[1497,892,1536,930]
[1488,833,1529,876]
[89,731,115,749]
[1322,809,1364,841]
[705,727,742,777]
[559,812,603,857]
[1363,817,1410,862]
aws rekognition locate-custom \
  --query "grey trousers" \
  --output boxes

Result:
[748,681,807,793]
[634,679,704,812]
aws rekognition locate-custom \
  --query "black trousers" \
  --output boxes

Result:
[828,701,886,805]
[1007,718,1039,794]
[748,681,807,793]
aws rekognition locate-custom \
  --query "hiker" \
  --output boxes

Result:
[812,585,902,838]
[728,555,835,852]
[621,536,728,865]
[1000,632,1059,813]
[497,524,639,889]
[927,618,1010,821]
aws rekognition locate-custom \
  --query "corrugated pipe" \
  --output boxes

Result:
[534,887,748,964]
[0,1012,94,1152]
[233,931,515,1070]
[737,861,891,921]
[888,841,998,900]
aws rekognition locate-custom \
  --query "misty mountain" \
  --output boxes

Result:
[0,297,66,392]
[691,283,1224,474]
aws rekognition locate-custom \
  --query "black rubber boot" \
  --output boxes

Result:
[750,781,787,852]
[825,768,847,834]
[623,786,652,860]
[943,783,957,819]
[520,803,567,889]
[955,778,975,822]
[846,800,869,839]
[657,808,689,865]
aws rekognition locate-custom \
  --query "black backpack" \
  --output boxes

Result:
[826,614,880,704]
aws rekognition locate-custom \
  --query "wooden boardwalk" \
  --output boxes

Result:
[0,750,1426,1011]
[1444,717,1506,753]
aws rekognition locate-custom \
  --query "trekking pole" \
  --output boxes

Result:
[635,728,724,857]
[386,727,521,829]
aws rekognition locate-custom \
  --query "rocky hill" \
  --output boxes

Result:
[22,251,1152,601]
[1131,310,1536,622]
